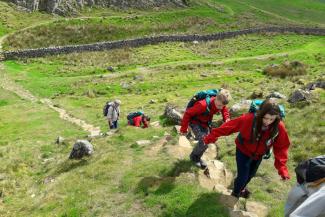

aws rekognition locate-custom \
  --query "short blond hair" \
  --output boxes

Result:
[217,89,232,105]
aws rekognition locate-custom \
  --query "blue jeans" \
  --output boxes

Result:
[233,148,262,194]
[110,121,118,129]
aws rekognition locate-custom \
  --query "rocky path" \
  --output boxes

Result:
[166,131,269,217]
[0,35,101,137]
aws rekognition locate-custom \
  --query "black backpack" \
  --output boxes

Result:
[295,156,325,184]
[103,102,113,117]
[127,111,144,125]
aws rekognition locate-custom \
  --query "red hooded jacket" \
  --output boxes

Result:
[180,96,230,133]
[129,115,149,128]
[204,113,291,178]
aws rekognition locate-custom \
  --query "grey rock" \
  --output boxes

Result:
[106,66,114,72]
[69,140,94,159]
[136,140,151,146]
[56,136,65,145]
[230,100,252,118]
[121,82,130,89]
[288,89,312,104]
[149,99,157,104]
[134,75,144,81]
[305,80,325,91]
[8,0,187,14]
[164,104,182,125]
[266,92,286,99]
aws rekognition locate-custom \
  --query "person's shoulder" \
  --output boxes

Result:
[278,121,287,130]
[241,113,254,120]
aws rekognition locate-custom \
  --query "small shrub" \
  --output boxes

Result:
[263,61,307,78]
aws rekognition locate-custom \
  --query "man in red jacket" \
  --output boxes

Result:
[180,89,231,169]
[128,114,150,128]
[204,99,291,198]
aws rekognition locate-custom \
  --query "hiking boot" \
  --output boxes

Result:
[239,188,251,199]
[199,159,207,169]
[191,158,207,170]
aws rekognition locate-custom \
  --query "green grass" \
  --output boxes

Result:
[3,0,325,50]
[0,2,325,216]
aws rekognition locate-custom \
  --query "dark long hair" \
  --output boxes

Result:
[253,99,281,142]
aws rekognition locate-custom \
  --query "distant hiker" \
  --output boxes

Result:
[127,111,150,128]
[103,99,121,130]
[285,156,325,217]
[180,88,231,169]
[204,98,291,198]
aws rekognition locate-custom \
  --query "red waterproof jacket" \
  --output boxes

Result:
[180,96,230,133]
[204,113,291,178]
[129,115,149,128]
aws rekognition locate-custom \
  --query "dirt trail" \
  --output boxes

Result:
[0,35,101,137]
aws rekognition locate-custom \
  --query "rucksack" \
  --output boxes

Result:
[238,99,286,159]
[186,89,219,115]
[103,101,113,117]
[127,111,144,125]
[249,99,285,119]
[295,156,325,184]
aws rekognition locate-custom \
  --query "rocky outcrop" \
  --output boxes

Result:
[164,104,183,125]
[288,89,312,104]
[8,0,188,15]
[69,140,94,159]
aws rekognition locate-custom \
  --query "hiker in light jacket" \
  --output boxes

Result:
[285,156,325,217]
[204,99,291,198]
[107,99,121,130]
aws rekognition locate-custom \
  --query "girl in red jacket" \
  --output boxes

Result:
[129,114,150,128]
[204,99,291,198]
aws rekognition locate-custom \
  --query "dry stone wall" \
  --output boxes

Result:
[1,27,324,60]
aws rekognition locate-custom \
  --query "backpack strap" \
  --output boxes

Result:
[250,113,257,144]
[204,97,212,115]
[237,113,257,145]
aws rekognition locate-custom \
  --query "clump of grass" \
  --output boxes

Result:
[263,60,307,78]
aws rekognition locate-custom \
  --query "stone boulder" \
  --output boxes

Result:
[55,136,65,145]
[288,89,312,104]
[167,135,192,160]
[136,140,151,146]
[229,210,258,217]
[266,91,286,99]
[198,160,233,190]
[218,193,239,210]
[245,201,269,217]
[164,104,183,125]
[8,0,188,14]
[305,80,325,91]
[69,140,94,159]
[230,100,252,118]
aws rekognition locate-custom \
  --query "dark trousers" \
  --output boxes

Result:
[109,121,118,129]
[233,148,262,194]
[189,124,209,162]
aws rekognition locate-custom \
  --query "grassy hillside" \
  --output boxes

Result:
[2,0,325,50]
[0,1,324,217]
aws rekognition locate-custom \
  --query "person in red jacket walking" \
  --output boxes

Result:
[128,113,150,128]
[180,89,231,169]
[204,99,291,198]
